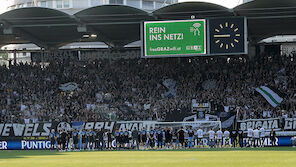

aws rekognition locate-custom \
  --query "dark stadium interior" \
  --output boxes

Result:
[0,0,296,49]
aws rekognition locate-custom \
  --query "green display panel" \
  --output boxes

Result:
[142,19,206,58]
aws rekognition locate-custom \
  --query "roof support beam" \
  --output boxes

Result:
[73,15,117,48]
[8,21,140,28]
[13,28,49,49]
[0,19,49,49]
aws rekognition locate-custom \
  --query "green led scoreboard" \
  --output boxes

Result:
[141,17,247,58]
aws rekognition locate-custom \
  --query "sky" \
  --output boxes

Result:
[0,0,244,14]
[0,0,10,14]
[178,0,244,8]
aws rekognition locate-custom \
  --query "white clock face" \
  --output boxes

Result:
[213,22,241,50]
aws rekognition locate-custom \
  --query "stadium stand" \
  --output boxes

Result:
[0,51,295,123]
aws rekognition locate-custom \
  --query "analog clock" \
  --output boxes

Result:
[213,22,241,50]
[209,18,246,54]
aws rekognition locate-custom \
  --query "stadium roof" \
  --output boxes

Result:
[0,7,81,49]
[0,0,296,50]
[234,0,296,42]
[74,5,151,47]
[153,2,232,20]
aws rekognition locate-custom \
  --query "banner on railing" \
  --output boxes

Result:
[237,118,296,131]
[1,119,296,139]
[0,136,294,150]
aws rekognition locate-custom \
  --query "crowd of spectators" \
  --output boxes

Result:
[0,52,296,123]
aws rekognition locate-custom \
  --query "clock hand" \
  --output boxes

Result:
[214,34,231,38]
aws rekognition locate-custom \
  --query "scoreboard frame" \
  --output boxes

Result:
[207,17,248,56]
[141,19,207,58]
[141,17,248,58]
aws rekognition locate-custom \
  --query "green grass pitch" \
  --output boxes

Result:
[1,147,296,167]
